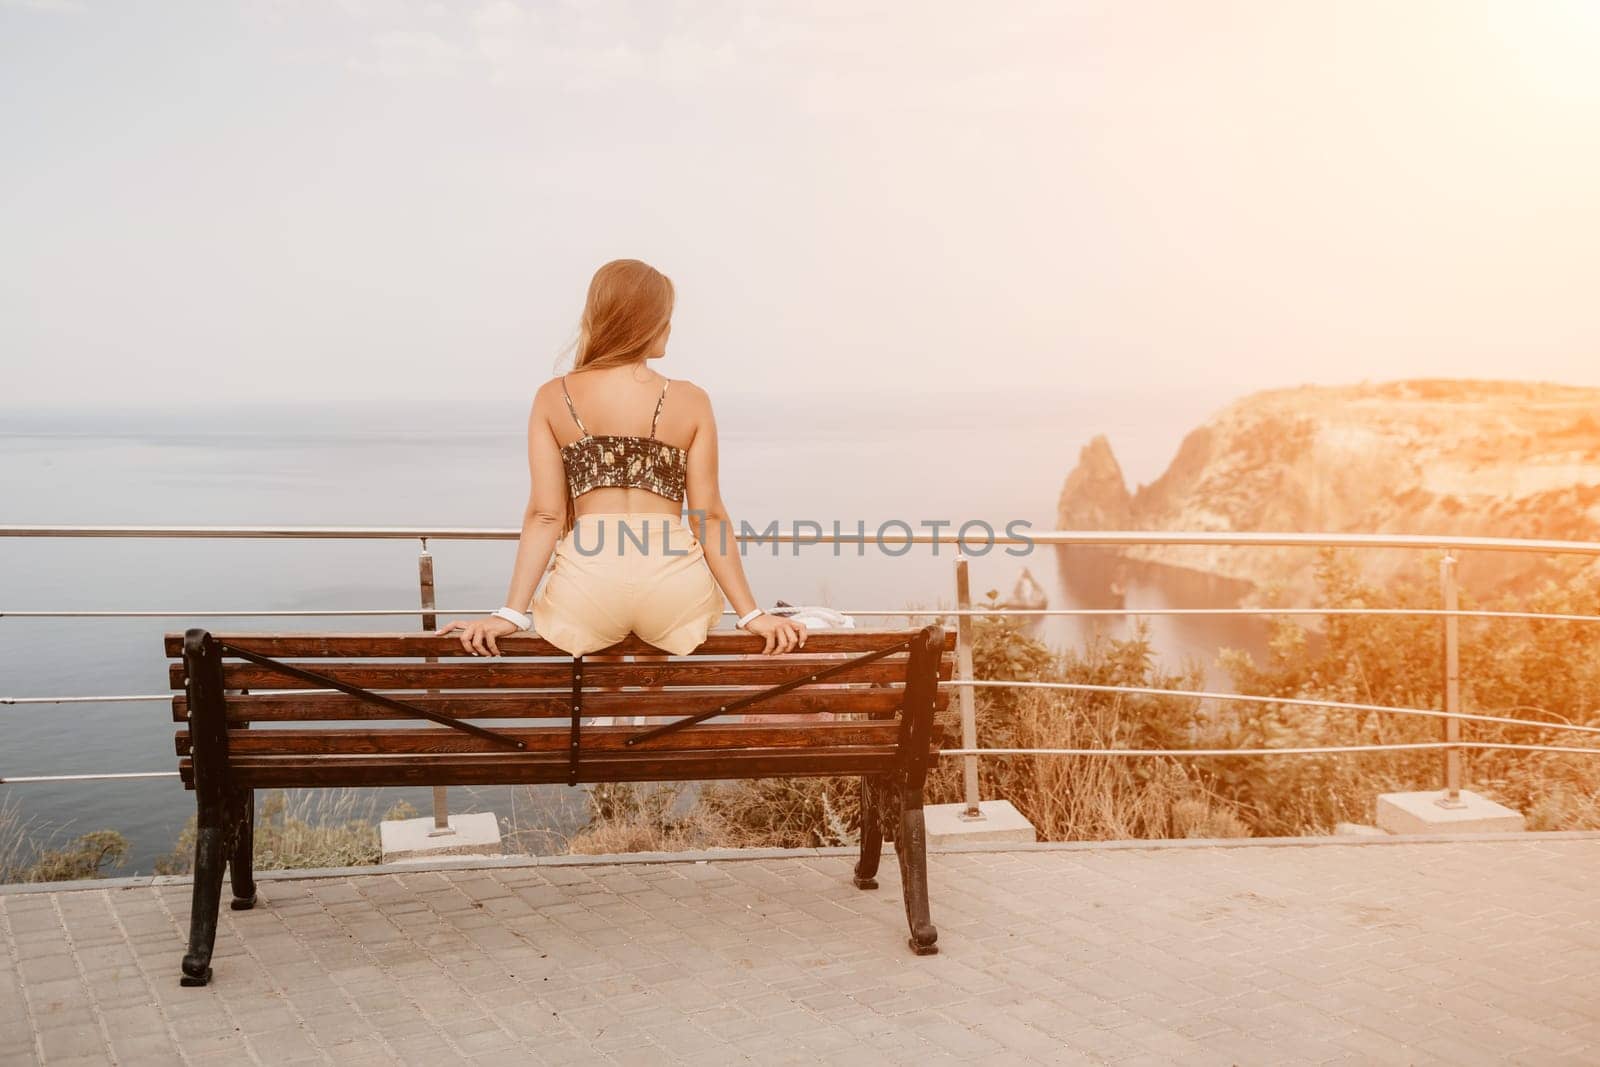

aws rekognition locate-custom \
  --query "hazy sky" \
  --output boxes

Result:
[4,0,1599,409]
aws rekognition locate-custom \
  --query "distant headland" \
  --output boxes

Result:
[1057,379,1600,599]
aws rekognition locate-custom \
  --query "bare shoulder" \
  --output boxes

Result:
[670,378,713,414]
[530,377,567,414]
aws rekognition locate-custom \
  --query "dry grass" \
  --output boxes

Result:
[0,795,27,881]
[695,777,861,848]
[549,615,1254,855]
[1522,781,1600,831]
[6,788,498,883]
[552,689,1252,856]
[931,686,1250,842]
[0,794,130,884]
[155,789,415,875]
[546,778,865,856]
[563,818,709,855]
[558,783,716,854]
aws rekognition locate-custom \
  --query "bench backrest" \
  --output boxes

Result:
[167,626,954,791]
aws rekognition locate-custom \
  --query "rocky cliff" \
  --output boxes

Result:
[1056,379,1600,599]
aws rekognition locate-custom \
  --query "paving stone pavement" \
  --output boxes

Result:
[3,838,1599,1066]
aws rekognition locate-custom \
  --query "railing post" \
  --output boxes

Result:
[419,538,453,836]
[1438,552,1465,809]
[954,555,982,819]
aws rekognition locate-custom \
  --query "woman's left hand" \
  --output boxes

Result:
[743,613,807,655]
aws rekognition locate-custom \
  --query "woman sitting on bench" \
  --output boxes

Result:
[437,258,807,659]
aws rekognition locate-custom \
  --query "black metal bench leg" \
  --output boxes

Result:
[180,824,226,986]
[895,791,938,956]
[854,776,883,890]
[180,630,237,986]
[229,787,256,911]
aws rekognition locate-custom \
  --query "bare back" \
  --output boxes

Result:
[550,364,707,518]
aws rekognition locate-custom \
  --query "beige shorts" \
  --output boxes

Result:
[531,512,726,657]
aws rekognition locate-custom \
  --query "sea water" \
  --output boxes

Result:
[1,383,1259,871]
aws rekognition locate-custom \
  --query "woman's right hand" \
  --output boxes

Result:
[436,615,522,657]
[743,612,807,655]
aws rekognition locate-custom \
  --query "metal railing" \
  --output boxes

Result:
[4,524,1600,829]
[5,523,1598,553]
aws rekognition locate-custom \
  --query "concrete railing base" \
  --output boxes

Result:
[380,811,502,863]
[1376,790,1525,835]
[924,800,1037,845]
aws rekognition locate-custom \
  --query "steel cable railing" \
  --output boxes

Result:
[14,678,1599,737]
[8,678,1599,782]
[5,523,1600,555]
[938,741,1600,757]
[0,771,181,784]
[938,679,1600,736]
[6,606,1600,623]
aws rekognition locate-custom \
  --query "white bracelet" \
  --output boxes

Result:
[736,607,765,629]
[491,606,532,631]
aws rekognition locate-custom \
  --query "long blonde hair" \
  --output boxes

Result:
[570,259,675,372]
[558,259,676,537]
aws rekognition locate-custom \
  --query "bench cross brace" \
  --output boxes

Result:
[214,640,528,751]
[624,638,913,747]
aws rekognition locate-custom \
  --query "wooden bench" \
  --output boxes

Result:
[165,623,955,985]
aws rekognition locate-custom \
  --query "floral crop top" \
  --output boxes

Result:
[559,375,688,503]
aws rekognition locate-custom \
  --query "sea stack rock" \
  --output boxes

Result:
[1057,434,1133,530]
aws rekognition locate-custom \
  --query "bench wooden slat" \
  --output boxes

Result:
[162,628,955,659]
[175,721,910,756]
[171,686,948,723]
[168,656,948,691]
[179,748,901,787]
